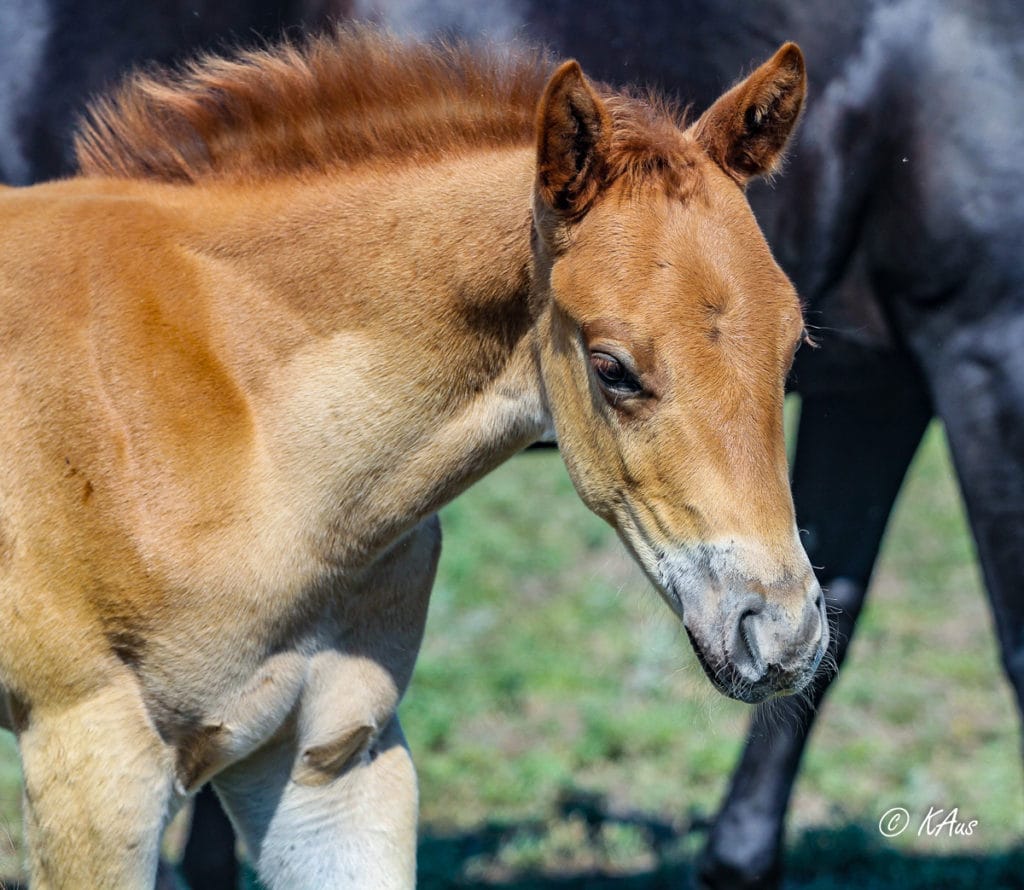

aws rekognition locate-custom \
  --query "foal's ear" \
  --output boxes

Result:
[535,60,611,228]
[691,42,806,185]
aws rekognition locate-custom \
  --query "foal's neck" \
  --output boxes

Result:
[224,147,549,565]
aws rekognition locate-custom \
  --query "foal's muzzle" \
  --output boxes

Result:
[664,552,829,704]
[689,584,827,702]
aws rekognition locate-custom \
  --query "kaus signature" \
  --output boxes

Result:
[878,805,979,839]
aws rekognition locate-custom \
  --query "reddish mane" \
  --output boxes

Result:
[75,26,699,187]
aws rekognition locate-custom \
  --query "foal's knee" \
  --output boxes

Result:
[223,717,418,890]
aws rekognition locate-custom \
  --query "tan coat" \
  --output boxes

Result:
[0,29,823,888]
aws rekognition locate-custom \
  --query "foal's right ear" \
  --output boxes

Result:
[534,60,611,235]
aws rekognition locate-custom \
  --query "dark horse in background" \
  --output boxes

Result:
[0,0,348,184]
[3,1,1023,888]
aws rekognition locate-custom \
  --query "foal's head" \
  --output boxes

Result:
[532,45,826,703]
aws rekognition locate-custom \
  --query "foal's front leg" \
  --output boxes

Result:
[17,679,180,889]
[214,515,440,889]
[215,713,418,889]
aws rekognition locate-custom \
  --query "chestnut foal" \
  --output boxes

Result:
[0,30,824,888]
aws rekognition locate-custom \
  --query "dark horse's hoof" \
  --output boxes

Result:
[693,846,783,890]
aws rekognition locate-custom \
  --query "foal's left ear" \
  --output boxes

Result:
[691,42,806,185]
[535,60,612,229]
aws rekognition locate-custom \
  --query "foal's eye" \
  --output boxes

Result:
[590,351,643,396]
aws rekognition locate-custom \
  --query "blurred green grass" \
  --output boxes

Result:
[1,409,1022,888]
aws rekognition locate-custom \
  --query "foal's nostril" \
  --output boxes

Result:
[735,607,764,676]
[801,589,826,646]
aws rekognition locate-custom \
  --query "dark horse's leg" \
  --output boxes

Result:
[697,368,931,890]
[181,784,240,890]
[925,334,1024,739]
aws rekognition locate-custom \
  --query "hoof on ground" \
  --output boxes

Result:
[693,849,783,890]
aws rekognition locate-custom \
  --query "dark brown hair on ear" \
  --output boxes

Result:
[535,60,612,220]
